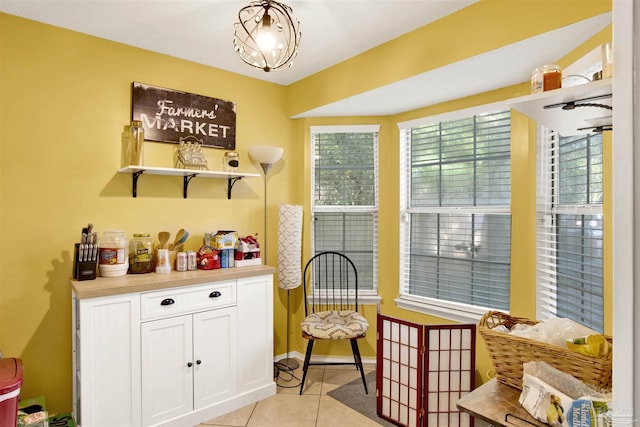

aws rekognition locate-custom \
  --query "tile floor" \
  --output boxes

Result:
[197,360,382,427]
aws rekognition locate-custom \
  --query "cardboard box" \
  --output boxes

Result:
[237,240,259,253]
[235,257,262,267]
[47,413,76,427]
[17,396,47,427]
[212,231,238,250]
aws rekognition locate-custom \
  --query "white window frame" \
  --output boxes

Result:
[395,102,511,324]
[535,126,604,332]
[310,124,380,303]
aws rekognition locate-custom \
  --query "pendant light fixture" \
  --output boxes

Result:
[233,0,301,72]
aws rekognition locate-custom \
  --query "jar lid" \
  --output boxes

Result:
[224,151,239,157]
[133,233,151,237]
[131,120,142,126]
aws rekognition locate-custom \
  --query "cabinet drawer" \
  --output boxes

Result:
[140,281,236,320]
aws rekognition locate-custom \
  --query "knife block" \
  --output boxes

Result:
[73,243,97,281]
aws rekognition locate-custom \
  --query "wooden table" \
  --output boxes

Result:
[457,379,547,427]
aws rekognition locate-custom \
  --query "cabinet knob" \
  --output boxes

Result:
[160,298,175,306]
[187,362,193,368]
[209,291,222,298]
[196,360,202,365]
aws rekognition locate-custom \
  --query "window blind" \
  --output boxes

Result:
[400,111,511,312]
[311,127,379,292]
[536,129,604,332]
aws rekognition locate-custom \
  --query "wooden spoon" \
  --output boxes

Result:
[171,229,188,250]
[158,231,170,249]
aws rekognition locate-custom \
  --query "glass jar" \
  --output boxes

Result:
[531,64,562,94]
[223,151,239,173]
[128,233,156,274]
[128,120,145,165]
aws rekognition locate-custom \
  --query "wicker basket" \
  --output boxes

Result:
[478,311,612,391]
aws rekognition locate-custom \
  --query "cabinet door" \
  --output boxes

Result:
[141,315,193,426]
[236,275,274,392]
[77,294,140,427]
[193,307,238,409]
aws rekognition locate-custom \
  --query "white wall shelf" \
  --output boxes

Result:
[507,78,612,135]
[118,165,260,199]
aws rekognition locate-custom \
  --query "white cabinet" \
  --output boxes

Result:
[71,267,276,427]
[141,306,237,426]
[72,293,141,427]
[237,275,273,392]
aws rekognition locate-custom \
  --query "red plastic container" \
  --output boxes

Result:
[0,358,23,427]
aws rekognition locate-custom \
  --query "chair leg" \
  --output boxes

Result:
[350,338,368,394]
[299,339,315,395]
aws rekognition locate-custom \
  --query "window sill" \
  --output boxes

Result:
[394,295,500,324]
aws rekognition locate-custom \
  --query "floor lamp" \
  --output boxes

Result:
[248,145,284,265]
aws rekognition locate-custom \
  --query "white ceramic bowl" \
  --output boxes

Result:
[99,262,129,277]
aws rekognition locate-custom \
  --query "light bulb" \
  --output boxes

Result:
[256,12,275,52]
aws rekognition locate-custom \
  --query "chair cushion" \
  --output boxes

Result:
[301,310,369,340]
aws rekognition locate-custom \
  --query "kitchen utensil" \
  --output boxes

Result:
[171,229,188,250]
[158,231,170,249]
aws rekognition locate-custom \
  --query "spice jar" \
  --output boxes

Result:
[223,151,239,173]
[128,233,156,274]
[531,65,562,94]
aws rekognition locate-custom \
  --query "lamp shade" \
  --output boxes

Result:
[277,204,303,290]
[248,146,284,165]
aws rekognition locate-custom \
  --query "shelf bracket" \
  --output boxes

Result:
[577,124,613,133]
[183,174,198,198]
[132,170,144,198]
[227,177,243,200]
[543,93,613,111]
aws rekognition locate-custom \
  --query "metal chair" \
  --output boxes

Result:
[299,251,369,394]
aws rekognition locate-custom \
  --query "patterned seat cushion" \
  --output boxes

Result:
[301,310,369,340]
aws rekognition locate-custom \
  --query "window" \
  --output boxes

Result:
[398,110,512,322]
[536,129,604,332]
[311,125,379,293]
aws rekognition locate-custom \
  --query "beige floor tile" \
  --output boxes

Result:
[316,395,383,427]
[200,402,256,426]
[295,367,324,395]
[274,365,305,394]
[321,367,368,395]
[247,393,320,427]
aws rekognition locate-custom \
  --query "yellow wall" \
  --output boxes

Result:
[1,0,613,415]
[0,13,301,413]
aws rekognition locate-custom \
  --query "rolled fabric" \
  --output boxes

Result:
[277,204,303,289]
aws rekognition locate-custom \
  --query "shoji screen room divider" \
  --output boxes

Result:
[376,314,476,427]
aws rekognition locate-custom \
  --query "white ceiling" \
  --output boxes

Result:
[0,1,611,117]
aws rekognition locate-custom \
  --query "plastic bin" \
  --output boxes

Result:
[0,358,23,427]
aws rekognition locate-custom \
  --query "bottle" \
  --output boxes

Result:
[129,120,145,165]
[128,233,156,274]
[98,229,129,277]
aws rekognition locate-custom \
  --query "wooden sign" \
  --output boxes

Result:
[132,82,236,150]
